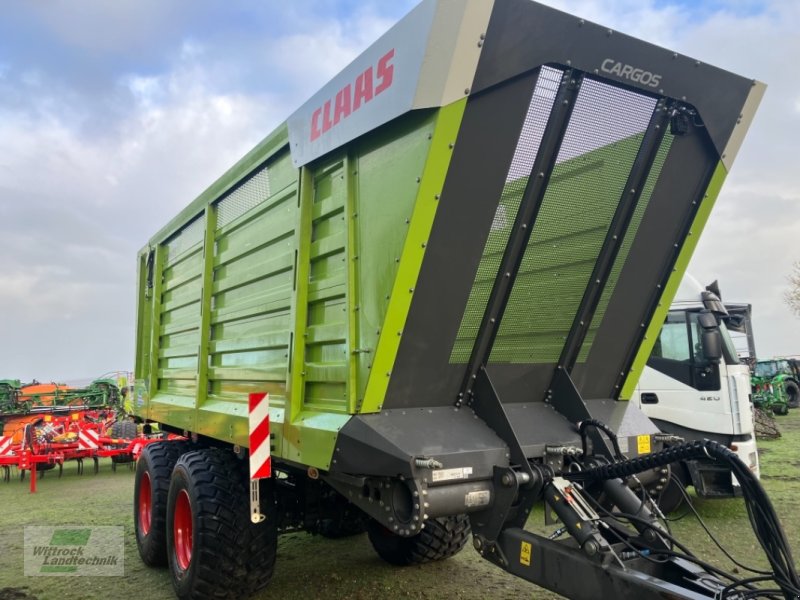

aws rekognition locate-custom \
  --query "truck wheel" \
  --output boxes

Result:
[316,489,368,538]
[367,514,471,566]
[166,449,277,599]
[241,476,278,595]
[112,420,138,440]
[134,441,188,567]
[785,381,800,409]
[772,402,789,416]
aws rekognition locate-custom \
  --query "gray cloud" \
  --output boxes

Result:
[0,1,409,381]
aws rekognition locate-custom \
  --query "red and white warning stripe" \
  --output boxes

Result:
[0,435,13,456]
[249,392,271,479]
[78,428,100,450]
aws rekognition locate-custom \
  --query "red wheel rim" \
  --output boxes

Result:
[173,489,193,571]
[138,471,152,536]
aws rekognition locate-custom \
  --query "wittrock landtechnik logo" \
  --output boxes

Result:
[24,526,124,576]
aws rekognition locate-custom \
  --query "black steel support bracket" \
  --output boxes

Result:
[494,527,725,600]
[557,97,671,374]
[458,69,584,407]
[468,369,546,547]
[547,367,591,424]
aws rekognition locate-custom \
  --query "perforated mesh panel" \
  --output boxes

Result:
[576,133,674,362]
[216,165,271,230]
[164,215,205,265]
[489,80,657,363]
[450,67,562,362]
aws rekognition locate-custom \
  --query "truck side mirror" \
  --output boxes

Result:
[701,330,722,363]
[697,311,717,330]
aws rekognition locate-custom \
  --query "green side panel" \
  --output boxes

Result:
[148,219,206,430]
[134,253,153,405]
[360,99,467,413]
[142,149,299,445]
[305,158,349,413]
[145,124,290,248]
[207,151,298,413]
[281,410,350,470]
[576,134,675,362]
[133,102,466,467]
[620,160,729,399]
[352,111,440,409]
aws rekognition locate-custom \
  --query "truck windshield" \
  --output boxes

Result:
[652,311,739,366]
[651,312,691,361]
[685,313,739,365]
[686,313,739,365]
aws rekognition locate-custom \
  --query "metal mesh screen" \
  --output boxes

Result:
[164,214,206,265]
[216,164,271,230]
[450,67,563,362]
[576,133,674,362]
[489,79,657,363]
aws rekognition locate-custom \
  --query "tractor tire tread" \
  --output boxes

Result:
[785,381,800,409]
[112,420,139,440]
[368,514,471,566]
[167,448,276,599]
[135,441,190,567]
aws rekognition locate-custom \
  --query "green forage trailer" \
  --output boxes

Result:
[133,1,787,599]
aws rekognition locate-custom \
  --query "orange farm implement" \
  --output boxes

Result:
[0,410,181,493]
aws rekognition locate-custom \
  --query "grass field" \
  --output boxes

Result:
[1,411,799,600]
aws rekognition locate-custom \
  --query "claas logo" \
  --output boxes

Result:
[310,49,395,141]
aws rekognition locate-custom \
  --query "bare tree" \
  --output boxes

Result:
[786,261,800,317]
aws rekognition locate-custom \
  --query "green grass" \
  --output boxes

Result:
[1,413,799,600]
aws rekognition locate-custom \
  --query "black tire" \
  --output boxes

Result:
[772,402,789,416]
[367,514,471,566]
[166,449,277,599]
[112,420,138,440]
[785,381,800,409]
[134,441,189,567]
[316,489,369,539]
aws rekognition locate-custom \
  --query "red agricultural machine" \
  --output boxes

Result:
[0,377,180,491]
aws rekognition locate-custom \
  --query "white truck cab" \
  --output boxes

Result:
[634,276,759,506]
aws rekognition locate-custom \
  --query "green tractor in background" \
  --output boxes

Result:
[0,380,21,414]
[753,358,800,413]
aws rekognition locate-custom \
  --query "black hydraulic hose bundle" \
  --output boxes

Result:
[565,438,800,600]
[578,419,624,460]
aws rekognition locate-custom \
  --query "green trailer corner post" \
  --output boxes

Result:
[131,1,780,599]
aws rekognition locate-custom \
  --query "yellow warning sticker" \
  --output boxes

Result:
[520,541,532,566]
[44,415,52,422]
[637,435,651,455]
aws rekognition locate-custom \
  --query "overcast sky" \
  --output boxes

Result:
[0,0,797,382]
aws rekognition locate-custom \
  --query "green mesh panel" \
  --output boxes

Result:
[451,74,659,365]
[576,134,674,363]
[450,67,563,362]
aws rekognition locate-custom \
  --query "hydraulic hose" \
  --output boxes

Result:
[564,439,800,600]
[565,439,733,482]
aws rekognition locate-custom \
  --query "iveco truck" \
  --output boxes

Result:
[634,276,759,510]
